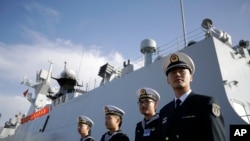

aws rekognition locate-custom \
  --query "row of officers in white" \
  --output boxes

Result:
[77,52,226,141]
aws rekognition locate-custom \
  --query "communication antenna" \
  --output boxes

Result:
[180,0,187,47]
[77,48,84,79]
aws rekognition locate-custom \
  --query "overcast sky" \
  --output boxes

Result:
[0,0,249,126]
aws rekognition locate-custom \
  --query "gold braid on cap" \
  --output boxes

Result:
[104,106,120,115]
[78,117,88,125]
[139,89,154,100]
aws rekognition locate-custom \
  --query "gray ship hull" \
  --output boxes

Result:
[1,36,249,141]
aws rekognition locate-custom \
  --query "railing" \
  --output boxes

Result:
[80,27,205,93]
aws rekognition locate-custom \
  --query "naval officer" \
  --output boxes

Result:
[77,115,95,141]
[135,87,160,141]
[100,105,129,141]
[158,52,226,141]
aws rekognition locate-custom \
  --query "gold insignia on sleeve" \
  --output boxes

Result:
[212,103,220,117]
[170,54,179,63]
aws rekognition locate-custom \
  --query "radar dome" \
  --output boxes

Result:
[60,68,77,80]
[140,39,157,54]
[48,86,56,94]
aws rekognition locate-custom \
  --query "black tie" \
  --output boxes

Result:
[176,99,181,109]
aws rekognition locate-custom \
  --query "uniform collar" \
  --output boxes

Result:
[175,89,191,103]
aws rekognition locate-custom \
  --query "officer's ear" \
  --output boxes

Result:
[167,77,172,85]
[154,101,158,109]
[190,74,193,82]
[167,75,169,84]
[115,115,121,124]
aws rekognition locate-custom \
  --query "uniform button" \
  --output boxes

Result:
[165,136,169,140]
[176,134,179,139]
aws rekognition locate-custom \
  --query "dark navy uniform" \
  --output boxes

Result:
[80,135,94,141]
[160,52,226,141]
[135,87,161,141]
[100,130,129,141]
[159,92,226,141]
[135,114,159,141]
[78,115,95,141]
[101,105,129,141]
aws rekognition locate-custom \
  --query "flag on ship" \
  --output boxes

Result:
[23,89,29,97]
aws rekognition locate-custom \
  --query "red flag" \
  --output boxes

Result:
[23,89,29,97]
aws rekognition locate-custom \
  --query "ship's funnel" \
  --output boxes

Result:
[140,39,157,66]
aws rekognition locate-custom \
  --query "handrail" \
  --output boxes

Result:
[80,27,205,93]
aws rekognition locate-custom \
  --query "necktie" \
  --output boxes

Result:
[176,99,181,109]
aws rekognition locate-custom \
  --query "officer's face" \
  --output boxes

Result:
[78,123,90,136]
[167,68,192,90]
[138,98,157,116]
[105,115,120,130]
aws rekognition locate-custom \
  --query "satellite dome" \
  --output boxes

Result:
[60,68,77,80]
[140,39,157,54]
[48,86,56,94]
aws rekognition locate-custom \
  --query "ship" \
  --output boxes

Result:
[0,18,249,141]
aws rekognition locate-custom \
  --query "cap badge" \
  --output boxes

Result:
[78,116,86,123]
[170,54,179,63]
[140,89,146,95]
[104,106,109,112]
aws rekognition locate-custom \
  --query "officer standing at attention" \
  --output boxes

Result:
[77,115,95,141]
[135,87,160,141]
[159,52,226,141]
[100,105,129,141]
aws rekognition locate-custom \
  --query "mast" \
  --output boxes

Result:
[46,60,53,83]
[180,0,187,47]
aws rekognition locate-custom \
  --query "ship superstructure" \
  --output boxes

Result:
[0,19,249,141]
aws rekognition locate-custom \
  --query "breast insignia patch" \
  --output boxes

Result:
[162,117,167,124]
